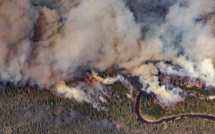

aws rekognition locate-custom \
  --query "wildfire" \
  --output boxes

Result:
[92,77,98,81]
[108,94,112,98]
[154,98,157,103]
[84,76,95,86]
[54,94,62,99]
[54,94,58,98]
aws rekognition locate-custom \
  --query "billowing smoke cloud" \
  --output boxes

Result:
[1,0,215,105]
[0,0,142,105]
[0,0,39,83]
[126,0,215,103]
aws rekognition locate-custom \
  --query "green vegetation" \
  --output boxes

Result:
[112,82,128,97]
[168,96,214,115]
[140,93,165,119]
[1,83,215,133]
[140,89,215,120]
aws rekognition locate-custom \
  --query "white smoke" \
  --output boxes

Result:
[131,63,183,104]
[1,0,215,105]
[158,57,215,87]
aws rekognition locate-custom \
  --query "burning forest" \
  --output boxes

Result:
[158,62,206,89]
[1,0,215,106]
[1,0,215,132]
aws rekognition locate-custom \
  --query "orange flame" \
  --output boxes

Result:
[108,94,112,98]
[53,94,62,99]
[92,77,98,81]
[153,98,157,103]
[90,81,94,86]
[84,76,95,86]
[32,88,35,92]
[84,76,91,85]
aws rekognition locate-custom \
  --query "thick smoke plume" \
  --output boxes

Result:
[1,0,215,105]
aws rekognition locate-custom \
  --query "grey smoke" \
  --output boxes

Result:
[0,0,215,105]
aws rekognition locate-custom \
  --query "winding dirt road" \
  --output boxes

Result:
[135,92,215,124]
